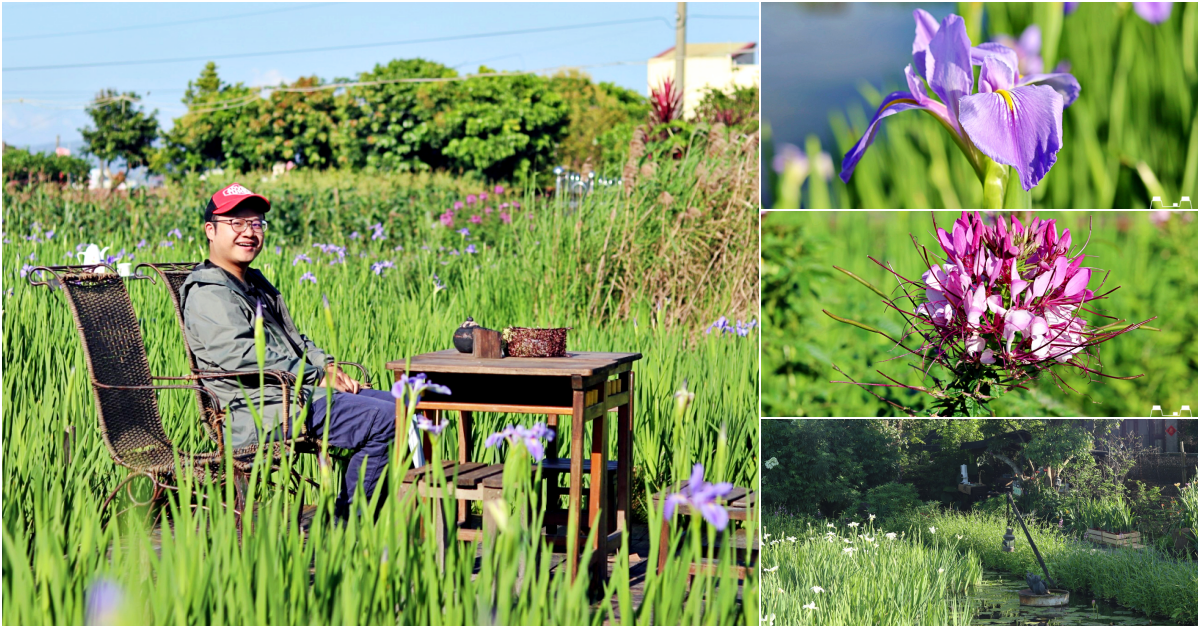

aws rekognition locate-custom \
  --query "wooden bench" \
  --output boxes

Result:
[652,486,758,579]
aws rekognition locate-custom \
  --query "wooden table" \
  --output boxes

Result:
[387,350,641,581]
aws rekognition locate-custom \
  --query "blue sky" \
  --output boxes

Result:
[2,1,758,152]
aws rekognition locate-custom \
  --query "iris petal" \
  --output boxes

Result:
[959,84,1064,190]
[1018,73,1081,107]
[912,8,941,79]
[927,14,974,126]
[839,91,926,183]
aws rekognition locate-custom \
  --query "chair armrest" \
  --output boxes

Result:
[334,361,372,388]
[91,381,229,456]
[153,371,301,443]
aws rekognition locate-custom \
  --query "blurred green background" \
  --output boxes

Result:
[763,2,1198,209]
[761,211,1198,416]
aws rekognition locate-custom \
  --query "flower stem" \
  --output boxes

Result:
[982,158,1009,209]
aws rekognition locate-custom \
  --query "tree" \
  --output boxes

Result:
[79,89,160,178]
[547,70,648,174]
[162,62,258,173]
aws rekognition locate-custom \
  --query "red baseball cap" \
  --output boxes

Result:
[204,182,271,221]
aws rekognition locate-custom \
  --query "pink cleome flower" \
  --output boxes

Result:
[469,215,483,224]
[909,212,1120,368]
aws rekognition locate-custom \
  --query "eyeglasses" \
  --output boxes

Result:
[212,218,268,233]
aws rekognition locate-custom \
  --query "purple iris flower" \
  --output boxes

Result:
[45,230,54,240]
[371,260,395,276]
[168,228,183,240]
[992,25,1043,75]
[292,253,311,266]
[1063,2,1079,15]
[136,239,147,249]
[663,463,735,531]
[275,245,282,255]
[485,423,556,462]
[390,372,451,406]
[85,578,125,626]
[415,414,448,435]
[772,143,807,174]
[457,227,470,237]
[466,244,477,254]
[159,240,173,248]
[20,264,36,278]
[705,316,734,335]
[840,10,1081,191]
[1133,2,1173,24]
[299,272,317,284]
[349,231,360,240]
[370,222,385,240]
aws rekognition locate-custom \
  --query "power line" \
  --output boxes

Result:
[2,59,655,114]
[5,3,335,42]
[2,17,674,73]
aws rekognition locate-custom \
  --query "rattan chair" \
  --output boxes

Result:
[135,262,371,456]
[27,265,289,517]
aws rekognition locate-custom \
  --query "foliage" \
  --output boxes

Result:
[79,89,160,174]
[891,509,1198,623]
[547,70,648,176]
[761,419,903,517]
[333,58,460,173]
[1,144,91,187]
[693,85,759,135]
[761,212,1197,416]
[159,61,260,173]
[648,76,682,127]
[861,482,922,522]
[773,1,1197,208]
[1021,420,1098,484]
[158,60,601,184]
[761,516,982,626]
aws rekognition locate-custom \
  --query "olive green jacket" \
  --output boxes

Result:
[181,260,332,449]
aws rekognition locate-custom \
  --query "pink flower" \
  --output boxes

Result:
[484,206,493,215]
[466,195,477,205]
[439,212,454,227]
[499,212,511,224]
[469,215,482,224]
[480,191,488,202]
[453,201,464,211]
[494,185,505,195]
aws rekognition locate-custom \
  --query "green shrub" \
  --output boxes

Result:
[2,145,91,187]
[862,482,922,522]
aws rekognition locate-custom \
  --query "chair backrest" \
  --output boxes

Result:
[137,262,221,441]
[58,272,173,468]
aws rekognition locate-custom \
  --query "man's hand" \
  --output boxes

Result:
[318,364,362,394]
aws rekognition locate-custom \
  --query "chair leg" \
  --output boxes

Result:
[432,493,447,570]
[657,517,672,575]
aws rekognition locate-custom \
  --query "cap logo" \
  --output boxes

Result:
[222,184,255,197]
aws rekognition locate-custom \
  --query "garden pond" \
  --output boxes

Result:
[960,569,1185,626]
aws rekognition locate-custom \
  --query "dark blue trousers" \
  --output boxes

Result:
[309,388,398,517]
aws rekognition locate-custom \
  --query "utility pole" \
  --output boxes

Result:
[676,2,686,111]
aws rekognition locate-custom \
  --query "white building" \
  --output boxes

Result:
[647,42,759,118]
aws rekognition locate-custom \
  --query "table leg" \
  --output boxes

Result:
[589,382,610,584]
[617,370,633,534]
[657,516,671,575]
[458,410,473,523]
[567,384,585,580]
[545,414,562,535]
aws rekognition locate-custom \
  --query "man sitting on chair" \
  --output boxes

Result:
[181,182,416,518]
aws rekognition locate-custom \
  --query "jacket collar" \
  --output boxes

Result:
[190,259,278,301]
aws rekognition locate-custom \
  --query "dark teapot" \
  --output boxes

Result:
[453,318,502,354]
